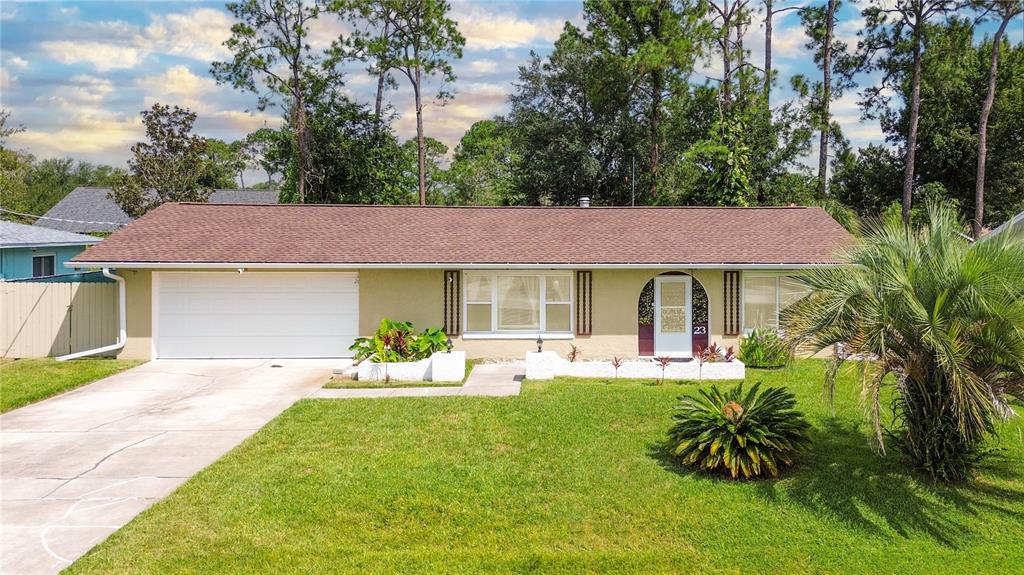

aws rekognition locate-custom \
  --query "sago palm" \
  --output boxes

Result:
[668,382,811,479]
[784,202,1024,481]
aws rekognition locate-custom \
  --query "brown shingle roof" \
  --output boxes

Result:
[71,203,853,266]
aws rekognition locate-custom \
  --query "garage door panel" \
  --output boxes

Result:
[156,272,359,358]
[160,312,358,338]
[162,293,356,316]
[159,336,351,359]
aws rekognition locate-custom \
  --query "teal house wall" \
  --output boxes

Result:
[0,245,91,280]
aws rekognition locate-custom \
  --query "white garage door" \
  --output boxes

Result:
[155,272,359,358]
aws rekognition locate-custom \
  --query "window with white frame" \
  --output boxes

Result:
[464,271,572,335]
[742,274,810,332]
[32,254,55,278]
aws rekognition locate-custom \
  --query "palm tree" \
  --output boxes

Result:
[784,202,1024,481]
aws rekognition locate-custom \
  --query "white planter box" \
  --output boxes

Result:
[525,352,744,381]
[428,351,466,382]
[357,351,466,382]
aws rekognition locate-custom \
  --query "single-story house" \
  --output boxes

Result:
[34,187,279,234]
[1,221,101,280]
[69,203,853,361]
[987,210,1023,243]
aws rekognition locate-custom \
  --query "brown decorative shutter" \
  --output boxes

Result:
[575,270,593,335]
[443,270,461,335]
[724,271,741,336]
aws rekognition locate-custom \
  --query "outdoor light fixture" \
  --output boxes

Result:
[445,337,453,352]
[536,335,544,353]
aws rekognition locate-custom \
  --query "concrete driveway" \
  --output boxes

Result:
[0,358,338,575]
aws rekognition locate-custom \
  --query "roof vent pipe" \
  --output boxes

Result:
[578,196,590,208]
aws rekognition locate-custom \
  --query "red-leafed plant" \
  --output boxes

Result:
[611,356,623,381]
[568,344,582,362]
[654,356,673,385]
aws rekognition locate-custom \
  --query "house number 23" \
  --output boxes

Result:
[694,326,707,335]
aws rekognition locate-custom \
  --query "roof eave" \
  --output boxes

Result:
[67,261,846,270]
[3,241,101,249]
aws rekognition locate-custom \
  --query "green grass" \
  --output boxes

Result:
[324,358,480,389]
[0,358,143,413]
[66,360,1024,574]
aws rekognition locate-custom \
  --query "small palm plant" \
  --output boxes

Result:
[668,382,811,479]
[785,202,1024,481]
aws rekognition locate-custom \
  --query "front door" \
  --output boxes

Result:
[654,276,692,357]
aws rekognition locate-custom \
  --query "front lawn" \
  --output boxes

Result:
[67,360,1024,574]
[0,358,143,413]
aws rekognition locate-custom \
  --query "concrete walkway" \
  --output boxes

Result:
[0,359,336,575]
[310,362,524,399]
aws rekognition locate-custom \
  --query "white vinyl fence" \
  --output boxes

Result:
[1,281,119,358]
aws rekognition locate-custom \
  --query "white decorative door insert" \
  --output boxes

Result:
[654,275,692,357]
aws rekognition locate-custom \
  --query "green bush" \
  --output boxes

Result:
[668,382,811,479]
[349,319,449,363]
[785,201,1024,481]
[738,329,791,368]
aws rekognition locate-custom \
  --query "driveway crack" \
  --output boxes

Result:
[40,432,166,498]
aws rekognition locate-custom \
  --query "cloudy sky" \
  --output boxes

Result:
[1,1,1016,169]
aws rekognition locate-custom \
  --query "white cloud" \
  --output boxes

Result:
[6,54,28,69]
[830,93,885,147]
[30,76,115,118]
[0,68,14,91]
[138,66,221,113]
[8,108,141,155]
[835,17,865,51]
[38,7,232,71]
[205,110,284,133]
[39,40,145,71]
[65,74,114,104]
[469,59,498,74]
[144,8,234,62]
[391,81,509,153]
[452,3,566,50]
[306,16,349,51]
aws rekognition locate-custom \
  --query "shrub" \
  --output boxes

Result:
[697,342,736,363]
[738,329,790,368]
[785,201,1024,481]
[668,382,811,479]
[349,319,449,363]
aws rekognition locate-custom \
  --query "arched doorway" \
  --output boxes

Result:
[638,272,709,357]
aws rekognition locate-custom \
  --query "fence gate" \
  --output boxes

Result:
[1,282,118,358]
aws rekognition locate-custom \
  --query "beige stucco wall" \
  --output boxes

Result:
[120,269,152,359]
[115,267,740,361]
[358,269,443,334]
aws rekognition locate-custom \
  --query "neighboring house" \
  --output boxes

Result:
[69,203,853,360]
[987,210,1023,243]
[0,221,101,280]
[34,187,279,233]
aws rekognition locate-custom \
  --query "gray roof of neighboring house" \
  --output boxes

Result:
[34,187,280,233]
[987,210,1024,242]
[0,220,101,248]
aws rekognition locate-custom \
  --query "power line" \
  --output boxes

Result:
[0,207,127,227]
